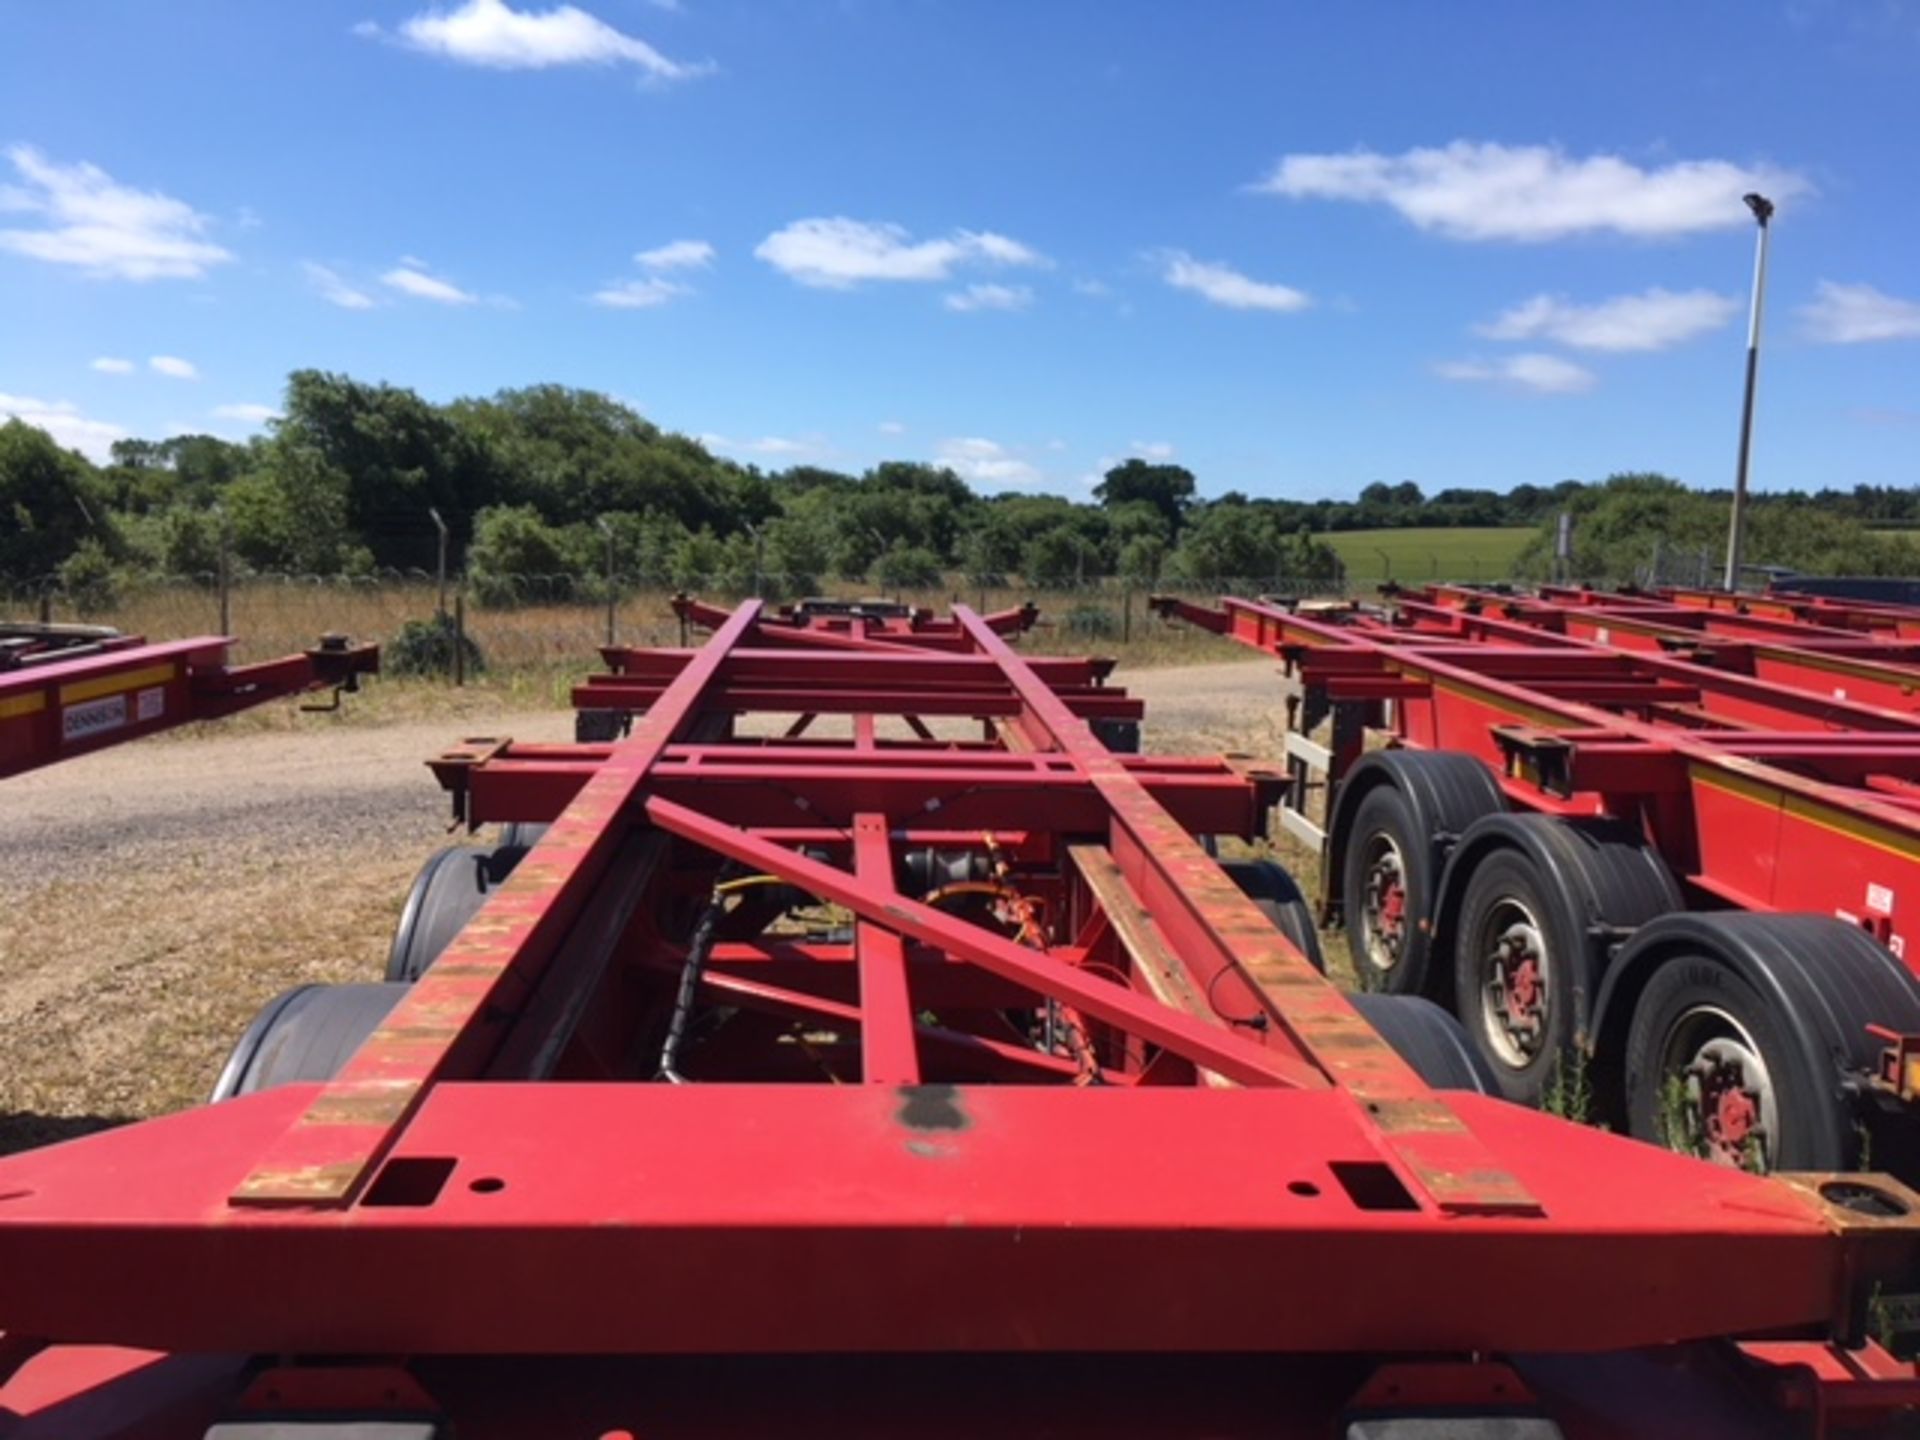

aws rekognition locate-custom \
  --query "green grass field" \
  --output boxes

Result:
[1325,526,1534,584]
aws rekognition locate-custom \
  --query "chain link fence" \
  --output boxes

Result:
[1,570,1377,677]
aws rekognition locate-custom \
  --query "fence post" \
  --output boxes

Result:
[37,584,51,625]
[1122,584,1133,643]
[429,508,449,619]
[453,589,467,688]
[217,506,232,636]
[599,517,616,646]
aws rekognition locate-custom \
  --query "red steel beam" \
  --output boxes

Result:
[227,600,766,1206]
[0,633,376,779]
[853,812,921,1085]
[11,597,1920,1435]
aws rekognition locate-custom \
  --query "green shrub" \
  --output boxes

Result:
[388,612,486,677]
[1060,602,1119,639]
[58,539,119,615]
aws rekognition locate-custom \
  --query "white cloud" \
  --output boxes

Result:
[1161,251,1310,312]
[90,356,134,374]
[1435,353,1596,394]
[1800,280,1920,344]
[1071,277,1112,298]
[698,432,823,458]
[1130,440,1175,460]
[149,355,199,380]
[0,392,126,461]
[935,436,1043,489]
[944,282,1033,312]
[877,420,906,435]
[1477,287,1739,351]
[371,0,706,79]
[211,402,279,425]
[592,275,689,308]
[0,144,234,281]
[381,262,478,305]
[634,238,713,270]
[592,239,710,307]
[1254,141,1806,242]
[755,217,1046,289]
[303,261,376,310]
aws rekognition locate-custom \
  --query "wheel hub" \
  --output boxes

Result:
[1686,1040,1770,1168]
[1478,903,1550,1068]
[1358,834,1408,982]
[1662,1018,1777,1172]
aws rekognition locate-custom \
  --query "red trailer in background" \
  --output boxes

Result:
[0,622,377,778]
[1154,587,1920,1181]
[6,598,1920,1435]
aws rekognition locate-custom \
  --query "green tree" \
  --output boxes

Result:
[1117,533,1168,584]
[0,419,104,583]
[874,542,943,590]
[467,504,590,606]
[225,449,369,574]
[1022,526,1096,586]
[279,370,500,569]
[1095,458,1196,533]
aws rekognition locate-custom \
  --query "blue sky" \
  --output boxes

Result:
[2,0,1917,500]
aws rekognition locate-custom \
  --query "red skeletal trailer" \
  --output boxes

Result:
[1154,586,1920,1182]
[0,624,377,778]
[4,598,1920,1436]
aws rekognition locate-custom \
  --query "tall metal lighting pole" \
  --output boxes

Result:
[1723,192,1774,591]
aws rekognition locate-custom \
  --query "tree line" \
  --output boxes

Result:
[3,369,1916,605]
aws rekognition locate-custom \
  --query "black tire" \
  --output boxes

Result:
[1217,858,1325,973]
[1452,849,1581,1105]
[387,843,526,984]
[1621,915,1920,1172]
[1093,718,1141,754]
[210,982,407,1102]
[1342,785,1431,994]
[1451,821,1679,1107]
[499,821,548,850]
[576,708,625,742]
[1349,992,1500,1095]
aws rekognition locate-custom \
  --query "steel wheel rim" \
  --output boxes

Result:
[1357,830,1407,981]
[1476,896,1550,1070]
[1659,1004,1779,1171]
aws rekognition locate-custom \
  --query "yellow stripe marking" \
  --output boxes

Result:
[1753,645,1920,693]
[1425,671,1568,728]
[0,691,47,719]
[59,662,176,706]
[1691,764,1920,865]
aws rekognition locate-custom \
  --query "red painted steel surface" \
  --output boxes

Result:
[1161,589,1920,954]
[4,597,1920,1434]
[0,631,377,778]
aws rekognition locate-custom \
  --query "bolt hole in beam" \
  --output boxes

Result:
[1287,1180,1321,1198]
[469,1176,507,1195]
[1820,1179,1907,1217]
[1328,1161,1419,1212]
[360,1156,457,1208]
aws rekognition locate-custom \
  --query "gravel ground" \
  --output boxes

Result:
[0,658,1283,1153]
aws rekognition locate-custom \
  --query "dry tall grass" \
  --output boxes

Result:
[59,577,1261,697]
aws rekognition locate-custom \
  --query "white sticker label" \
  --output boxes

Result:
[135,686,165,722]
[62,694,128,743]
[1595,626,1610,645]
[1868,883,1896,916]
